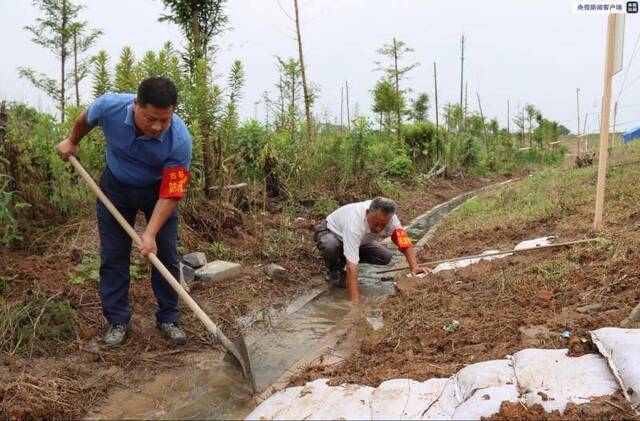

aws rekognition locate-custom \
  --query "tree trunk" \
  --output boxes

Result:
[290,73,296,137]
[60,0,67,123]
[191,5,215,197]
[345,80,351,131]
[393,38,401,143]
[73,29,80,107]
[293,0,314,143]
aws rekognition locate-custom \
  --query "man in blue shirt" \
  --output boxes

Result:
[56,77,192,347]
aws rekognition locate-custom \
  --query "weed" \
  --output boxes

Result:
[0,295,78,357]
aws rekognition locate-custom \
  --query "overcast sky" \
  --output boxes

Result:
[1,0,639,134]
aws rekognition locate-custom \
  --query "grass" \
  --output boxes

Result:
[0,294,78,357]
[437,142,640,240]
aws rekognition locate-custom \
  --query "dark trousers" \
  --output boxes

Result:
[97,167,180,325]
[314,219,393,270]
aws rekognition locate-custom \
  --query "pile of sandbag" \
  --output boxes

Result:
[247,331,636,420]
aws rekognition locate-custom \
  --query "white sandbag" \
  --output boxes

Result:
[512,348,619,414]
[451,384,521,420]
[246,386,304,420]
[513,236,553,250]
[370,378,453,420]
[455,359,516,401]
[433,236,554,274]
[370,378,417,420]
[591,327,640,412]
[263,379,373,420]
[398,378,459,420]
[433,250,507,273]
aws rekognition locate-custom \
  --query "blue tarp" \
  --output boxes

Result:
[622,126,640,143]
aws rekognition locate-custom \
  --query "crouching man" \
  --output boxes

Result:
[314,197,429,303]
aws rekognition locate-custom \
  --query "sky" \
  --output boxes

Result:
[1,0,639,134]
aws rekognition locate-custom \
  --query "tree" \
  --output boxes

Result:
[293,0,314,143]
[160,0,229,70]
[114,47,138,93]
[371,79,399,131]
[160,0,229,195]
[91,50,112,98]
[524,104,540,149]
[275,57,302,138]
[411,92,429,122]
[69,16,102,106]
[512,107,526,147]
[374,38,419,143]
[18,0,83,122]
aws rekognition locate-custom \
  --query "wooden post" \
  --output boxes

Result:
[594,14,619,231]
[612,100,618,146]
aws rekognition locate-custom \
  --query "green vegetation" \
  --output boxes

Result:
[0,0,567,247]
[0,295,78,357]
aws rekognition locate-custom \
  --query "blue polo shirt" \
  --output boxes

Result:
[86,93,192,187]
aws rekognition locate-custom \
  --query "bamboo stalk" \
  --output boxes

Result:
[376,238,600,274]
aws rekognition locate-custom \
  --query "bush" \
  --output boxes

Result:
[384,154,413,178]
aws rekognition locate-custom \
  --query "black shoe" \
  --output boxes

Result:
[325,269,340,283]
[104,323,128,347]
[337,270,347,289]
[157,321,187,345]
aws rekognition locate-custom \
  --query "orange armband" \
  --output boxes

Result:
[391,228,413,251]
[159,166,190,200]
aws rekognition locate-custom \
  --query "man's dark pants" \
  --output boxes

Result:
[97,167,180,325]
[314,220,393,270]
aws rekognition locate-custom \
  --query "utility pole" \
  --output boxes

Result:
[293,0,314,143]
[507,99,510,135]
[594,13,624,232]
[340,85,344,129]
[345,80,351,131]
[464,82,468,128]
[433,62,439,129]
[459,35,464,110]
[576,88,581,138]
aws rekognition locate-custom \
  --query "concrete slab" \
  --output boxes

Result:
[195,260,243,283]
[183,252,207,268]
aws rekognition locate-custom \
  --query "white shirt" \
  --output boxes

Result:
[326,200,401,264]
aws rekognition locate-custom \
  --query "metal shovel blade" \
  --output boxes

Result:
[222,329,256,393]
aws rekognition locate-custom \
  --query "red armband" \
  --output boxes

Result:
[391,228,413,251]
[159,166,190,200]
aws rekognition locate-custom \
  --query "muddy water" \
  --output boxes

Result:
[94,189,482,420]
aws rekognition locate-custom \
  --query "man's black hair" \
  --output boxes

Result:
[137,77,178,108]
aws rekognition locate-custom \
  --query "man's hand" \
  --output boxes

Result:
[140,232,157,257]
[56,138,79,161]
[411,266,432,277]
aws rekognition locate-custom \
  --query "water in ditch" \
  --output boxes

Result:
[93,190,480,420]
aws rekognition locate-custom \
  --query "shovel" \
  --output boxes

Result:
[68,156,256,392]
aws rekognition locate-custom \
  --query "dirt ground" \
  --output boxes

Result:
[289,150,640,417]
[0,174,505,419]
